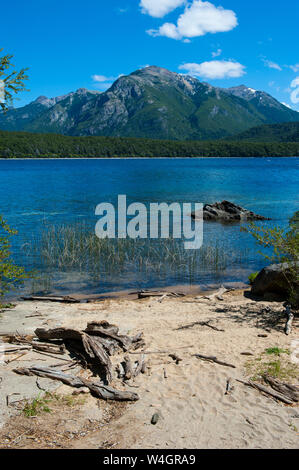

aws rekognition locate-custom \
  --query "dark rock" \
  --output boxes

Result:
[151,413,160,425]
[191,200,270,222]
[251,263,299,300]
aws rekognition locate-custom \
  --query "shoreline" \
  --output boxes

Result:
[0,156,298,160]
[8,281,250,303]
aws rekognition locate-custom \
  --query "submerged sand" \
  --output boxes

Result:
[0,288,298,449]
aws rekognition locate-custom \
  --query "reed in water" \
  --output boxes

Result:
[28,223,249,288]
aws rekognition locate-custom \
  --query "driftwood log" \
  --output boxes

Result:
[34,323,145,384]
[13,366,139,401]
[84,321,133,351]
[263,375,299,402]
[82,334,113,383]
[285,306,294,335]
[193,354,236,369]
[137,291,185,300]
[35,327,83,342]
[35,328,114,383]
[236,378,294,405]
[22,295,80,303]
[1,333,66,355]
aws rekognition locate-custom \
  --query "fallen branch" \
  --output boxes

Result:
[169,354,182,364]
[5,352,28,364]
[0,343,32,354]
[31,342,66,355]
[193,354,236,369]
[157,294,168,304]
[176,321,224,332]
[133,354,146,378]
[13,366,139,401]
[123,355,134,381]
[225,378,234,395]
[197,287,233,302]
[32,350,73,362]
[129,346,192,355]
[0,333,35,344]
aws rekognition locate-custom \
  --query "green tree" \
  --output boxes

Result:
[0,215,31,306]
[243,212,299,307]
[0,48,29,112]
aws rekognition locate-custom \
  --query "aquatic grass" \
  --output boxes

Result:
[27,222,250,290]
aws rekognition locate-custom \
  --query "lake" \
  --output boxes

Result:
[0,157,298,296]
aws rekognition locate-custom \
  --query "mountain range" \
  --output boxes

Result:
[0,66,298,141]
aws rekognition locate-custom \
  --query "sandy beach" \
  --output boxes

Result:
[0,288,298,449]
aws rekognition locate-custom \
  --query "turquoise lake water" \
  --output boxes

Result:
[0,157,298,296]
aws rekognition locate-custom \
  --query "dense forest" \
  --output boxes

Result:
[231,122,299,143]
[0,130,298,158]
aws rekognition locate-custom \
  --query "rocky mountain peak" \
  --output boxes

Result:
[223,85,260,100]
[34,95,55,107]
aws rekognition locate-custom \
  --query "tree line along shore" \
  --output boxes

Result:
[0,131,298,158]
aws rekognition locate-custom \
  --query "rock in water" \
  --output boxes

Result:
[191,200,270,222]
[251,263,299,301]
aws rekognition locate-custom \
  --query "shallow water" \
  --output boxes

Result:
[0,157,298,295]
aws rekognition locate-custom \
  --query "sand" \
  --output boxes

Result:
[0,288,298,449]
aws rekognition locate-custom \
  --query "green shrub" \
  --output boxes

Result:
[0,215,32,306]
[248,272,259,285]
[242,211,299,307]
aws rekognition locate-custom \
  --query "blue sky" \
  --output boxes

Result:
[1,0,299,109]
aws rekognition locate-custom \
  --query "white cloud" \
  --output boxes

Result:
[179,60,246,79]
[212,48,222,58]
[140,0,185,18]
[92,74,120,83]
[290,77,299,104]
[262,59,282,71]
[289,64,299,73]
[117,7,129,14]
[147,0,238,40]
[91,74,123,91]
[151,22,181,39]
